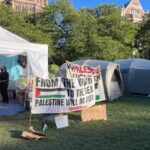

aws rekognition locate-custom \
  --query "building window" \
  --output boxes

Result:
[136,10,140,14]
[4,0,11,5]
[130,8,134,14]
[15,5,18,10]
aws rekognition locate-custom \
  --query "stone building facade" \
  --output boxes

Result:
[121,0,145,23]
[2,0,48,13]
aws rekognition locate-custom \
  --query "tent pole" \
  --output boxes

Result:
[28,76,36,130]
[26,54,30,84]
[28,110,32,129]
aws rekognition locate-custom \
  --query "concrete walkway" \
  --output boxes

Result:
[0,100,25,116]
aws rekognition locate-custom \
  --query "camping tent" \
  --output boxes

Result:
[0,26,48,79]
[116,58,150,95]
[57,60,124,101]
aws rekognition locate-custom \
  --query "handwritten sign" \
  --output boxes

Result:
[81,104,107,122]
[66,61,106,102]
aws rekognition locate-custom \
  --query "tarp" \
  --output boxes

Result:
[0,55,19,80]
[0,100,25,116]
[0,26,48,79]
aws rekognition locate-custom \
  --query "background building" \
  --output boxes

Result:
[2,0,48,13]
[121,0,145,23]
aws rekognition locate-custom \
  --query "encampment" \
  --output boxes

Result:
[116,58,150,95]
[57,60,124,101]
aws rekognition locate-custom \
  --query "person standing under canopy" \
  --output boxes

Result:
[0,66,9,103]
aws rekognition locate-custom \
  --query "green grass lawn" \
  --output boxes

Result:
[0,95,150,150]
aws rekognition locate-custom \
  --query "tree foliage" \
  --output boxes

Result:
[137,18,150,50]
[85,5,138,60]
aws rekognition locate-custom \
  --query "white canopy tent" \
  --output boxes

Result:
[0,26,48,79]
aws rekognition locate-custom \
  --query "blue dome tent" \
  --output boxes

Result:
[116,58,150,95]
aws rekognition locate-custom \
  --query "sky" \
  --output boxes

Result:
[48,0,150,12]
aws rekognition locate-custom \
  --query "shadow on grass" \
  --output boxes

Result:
[9,130,22,139]
[106,94,150,106]
[68,112,81,121]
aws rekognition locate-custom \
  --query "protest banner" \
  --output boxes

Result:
[66,61,106,102]
[31,76,95,114]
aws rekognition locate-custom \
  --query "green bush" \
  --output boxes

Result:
[48,64,59,78]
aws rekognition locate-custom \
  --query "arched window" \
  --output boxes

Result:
[130,7,134,14]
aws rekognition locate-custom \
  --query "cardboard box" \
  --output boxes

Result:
[81,104,107,122]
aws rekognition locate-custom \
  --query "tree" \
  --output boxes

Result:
[137,18,150,50]
[27,0,81,64]
[77,5,138,61]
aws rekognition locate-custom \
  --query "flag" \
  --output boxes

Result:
[35,88,65,99]
[42,121,48,133]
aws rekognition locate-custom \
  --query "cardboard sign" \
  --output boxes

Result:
[81,104,107,122]
[55,115,69,129]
